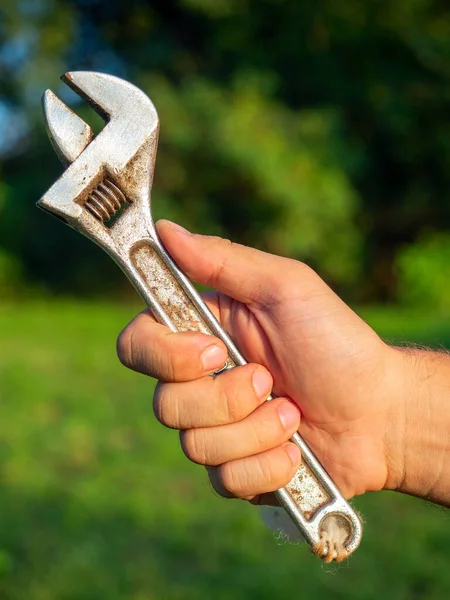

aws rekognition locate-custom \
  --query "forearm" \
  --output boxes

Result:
[386,348,450,506]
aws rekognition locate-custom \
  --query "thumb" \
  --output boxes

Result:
[155,220,320,306]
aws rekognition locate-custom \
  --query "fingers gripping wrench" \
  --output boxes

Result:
[38,72,362,561]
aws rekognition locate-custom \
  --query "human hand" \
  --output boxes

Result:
[117,220,449,508]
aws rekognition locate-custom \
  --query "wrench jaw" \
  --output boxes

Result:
[42,90,94,167]
[38,71,159,261]
[62,71,158,136]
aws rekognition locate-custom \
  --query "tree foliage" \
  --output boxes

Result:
[0,0,449,301]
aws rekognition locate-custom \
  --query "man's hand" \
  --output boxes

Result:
[117,220,450,507]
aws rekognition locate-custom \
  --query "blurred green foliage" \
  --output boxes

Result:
[0,0,449,302]
[0,300,450,599]
[397,232,450,311]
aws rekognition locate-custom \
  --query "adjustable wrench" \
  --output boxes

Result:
[38,71,362,561]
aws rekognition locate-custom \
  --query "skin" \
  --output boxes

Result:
[117,220,450,508]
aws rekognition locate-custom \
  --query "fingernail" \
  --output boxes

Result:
[285,443,301,466]
[278,401,299,430]
[201,344,226,371]
[252,369,272,399]
[164,220,191,235]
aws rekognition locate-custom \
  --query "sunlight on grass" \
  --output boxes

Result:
[0,301,449,599]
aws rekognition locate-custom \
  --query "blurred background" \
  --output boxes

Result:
[1,0,450,598]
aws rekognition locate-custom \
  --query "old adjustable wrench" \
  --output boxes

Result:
[38,71,362,561]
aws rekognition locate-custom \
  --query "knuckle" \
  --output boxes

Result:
[268,260,319,299]
[255,453,277,490]
[259,449,296,491]
[247,418,266,451]
[207,466,228,498]
[222,384,245,423]
[152,382,178,428]
[180,430,208,465]
[277,276,304,300]
[152,382,164,423]
[294,259,317,277]
[284,262,321,295]
[116,325,135,368]
[202,237,234,287]
[220,365,260,424]
[217,462,241,497]
[163,350,179,382]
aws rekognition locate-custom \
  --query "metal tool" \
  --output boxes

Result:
[38,71,362,561]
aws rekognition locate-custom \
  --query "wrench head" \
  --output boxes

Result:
[38,71,159,239]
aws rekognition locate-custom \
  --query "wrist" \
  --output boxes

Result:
[384,347,450,505]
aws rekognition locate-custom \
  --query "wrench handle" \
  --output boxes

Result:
[126,237,362,558]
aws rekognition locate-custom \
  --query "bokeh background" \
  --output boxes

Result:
[1,1,450,598]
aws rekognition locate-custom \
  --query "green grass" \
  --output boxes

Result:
[0,300,450,599]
